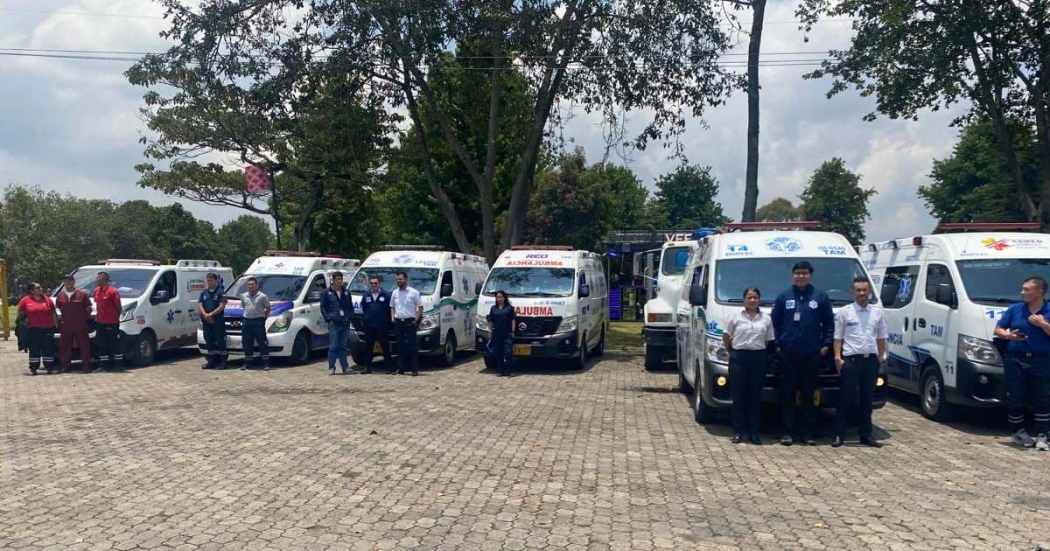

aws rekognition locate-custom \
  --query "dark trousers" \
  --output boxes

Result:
[834,355,880,438]
[730,349,767,436]
[26,327,56,372]
[95,323,123,368]
[242,318,270,367]
[394,319,419,374]
[327,322,350,371]
[362,325,393,369]
[779,350,820,437]
[59,324,91,371]
[1005,354,1050,435]
[491,333,515,375]
[202,320,228,367]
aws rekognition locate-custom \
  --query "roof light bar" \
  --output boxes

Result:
[380,245,443,251]
[510,245,574,251]
[723,221,822,232]
[263,250,321,257]
[935,222,1042,233]
[102,259,160,266]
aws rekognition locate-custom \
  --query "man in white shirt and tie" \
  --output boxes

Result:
[833,276,888,448]
[390,270,423,376]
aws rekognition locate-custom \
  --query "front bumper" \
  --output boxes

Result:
[643,326,676,356]
[475,328,580,359]
[949,358,1006,406]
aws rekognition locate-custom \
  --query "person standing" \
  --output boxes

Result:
[723,287,775,445]
[994,276,1050,451]
[16,283,58,375]
[240,277,272,371]
[321,271,353,375]
[359,275,393,374]
[93,272,125,371]
[56,275,93,373]
[390,270,422,376]
[770,261,834,446]
[487,290,517,377]
[832,277,888,448]
[198,272,229,370]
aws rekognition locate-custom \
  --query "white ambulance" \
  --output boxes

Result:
[643,239,700,370]
[348,248,490,366]
[57,259,234,367]
[476,246,608,369]
[676,223,886,423]
[859,223,1050,420]
[206,252,360,364]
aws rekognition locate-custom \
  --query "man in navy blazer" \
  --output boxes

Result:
[358,274,393,374]
[321,271,354,375]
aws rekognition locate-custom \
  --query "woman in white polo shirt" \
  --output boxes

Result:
[723,287,775,445]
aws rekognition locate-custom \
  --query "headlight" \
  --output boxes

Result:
[268,311,293,333]
[476,315,490,332]
[647,313,672,323]
[959,335,1002,366]
[556,316,578,333]
[119,304,136,323]
[418,313,439,331]
[706,339,729,363]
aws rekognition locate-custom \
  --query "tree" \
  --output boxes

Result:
[217,216,274,274]
[648,165,731,229]
[797,0,1050,227]
[799,159,875,244]
[734,0,768,223]
[756,197,803,222]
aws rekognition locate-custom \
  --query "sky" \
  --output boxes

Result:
[0,0,966,245]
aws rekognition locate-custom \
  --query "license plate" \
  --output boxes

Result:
[372,342,383,353]
[226,336,242,349]
[795,390,822,407]
[512,344,532,356]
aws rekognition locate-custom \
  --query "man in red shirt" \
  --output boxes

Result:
[57,275,93,373]
[16,282,57,375]
[93,271,125,371]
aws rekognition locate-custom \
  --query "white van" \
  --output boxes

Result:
[206,252,360,364]
[476,246,608,369]
[676,224,887,423]
[859,223,1050,420]
[643,239,699,370]
[57,259,234,367]
[349,248,490,366]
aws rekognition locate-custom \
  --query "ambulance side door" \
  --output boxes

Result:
[879,263,922,392]
[914,261,960,390]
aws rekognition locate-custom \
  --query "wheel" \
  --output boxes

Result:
[921,367,956,421]
[132,331,156,367]
[644,343,662,371]
[439,331,457,367]
[693,364,717,424]
[572,332,588,370]
[352,349,368,366]
[593,325,606,357]
[290,330,311,365]
[483,355,497,370]
[678,368,691,394]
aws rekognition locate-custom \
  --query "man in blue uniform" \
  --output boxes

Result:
[994,276,1050,451]
[321,271,353,375]
[358,275,393,374]
[771,261,835,446]
[198,273,228,370]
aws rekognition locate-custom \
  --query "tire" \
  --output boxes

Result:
[289,330,311,365]
[132,331,156,367]
[593,325,606,357]
[483,355,497,370]
[678,368,691,394]
[921,367,956,421]
[644,343,662,371]
[440,331,457,367]
[693,364,717,424]
[572,332,588,370]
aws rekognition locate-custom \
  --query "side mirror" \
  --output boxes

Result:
[441,283,454,297]
[475,282,482,295]
[579,284,590,298]
[688,285,707,307]
[306,291,322,303]
[151,289,170,303]
[935,284,956,308]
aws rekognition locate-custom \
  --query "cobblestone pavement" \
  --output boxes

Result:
[2,339,1049,551]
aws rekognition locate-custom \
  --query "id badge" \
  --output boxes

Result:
[793,311,801,322]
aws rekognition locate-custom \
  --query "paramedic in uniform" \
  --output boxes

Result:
[240,277,272,371]
[16,282,58,375]
[56,274,93,373]
[93,272,125,371]
[994,276,1050,451]
[390,270,422,376]
[198,272,228,370]
[832,276,888,448]
[722,286,775,444]
[359,275,393,373]
[771,261,834,446]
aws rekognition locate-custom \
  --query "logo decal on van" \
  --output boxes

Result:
[516,306,554,316]
[765,237,803,253]
[981,237,1045,250]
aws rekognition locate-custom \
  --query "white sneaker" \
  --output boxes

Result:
[1012,429,1036,448]
[1036,434,1049,452]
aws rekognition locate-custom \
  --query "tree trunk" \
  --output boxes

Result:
[480,19,503,265]
[293,178,323,252]
[1034,99,1050,229]
[741,0,766,223]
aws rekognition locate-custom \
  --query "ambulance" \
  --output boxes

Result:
[643,238,700,370]
[859,223,1050,420]
[56,259,234,367]
[676,223,887,423]
[348,248,490,366]
[476,246,608,369]
[205,252,360,364]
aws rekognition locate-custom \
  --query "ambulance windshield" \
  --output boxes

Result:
[63,268,158,299]
[483,267,575,297]
[715,257,869,306]
[661,246,691,276]
[349,267,440,295]
[227,275,306,302]
[957,258,1050,304]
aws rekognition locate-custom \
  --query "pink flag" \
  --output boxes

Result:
[244,165,271,194]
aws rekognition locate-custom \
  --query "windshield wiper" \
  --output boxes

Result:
[970,297,1016,305]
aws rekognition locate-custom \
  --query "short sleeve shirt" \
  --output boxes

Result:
[199,287,227,316]
[391,287,423,319]
[834,302,889,356]
[488,304,516,337]
[724,309,775,350]
[240,292,271,320]
[17,296,56,328]
[997,301,1050,355]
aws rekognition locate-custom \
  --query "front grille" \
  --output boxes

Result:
[224,318,243,336]
[515,317,562,338]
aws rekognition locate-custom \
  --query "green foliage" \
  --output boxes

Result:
[919,118,1040,223]
[799,159,876,244]
[217,216,275,274]
[648,165,730,229]
[756,197,804,222]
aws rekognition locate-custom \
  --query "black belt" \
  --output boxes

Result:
[1009,351,1049,358]
[844,353,878,359]
[395,318,416,322]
